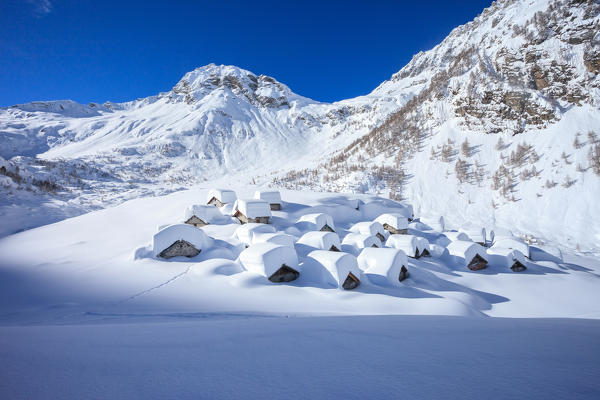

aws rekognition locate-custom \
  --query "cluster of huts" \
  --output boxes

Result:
[150,188,531,291]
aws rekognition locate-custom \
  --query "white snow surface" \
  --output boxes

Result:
[296,231,341,251]
[234,223,275,246]
[447,240,489,264]
[385,234,423,257]
[297,212,335,232]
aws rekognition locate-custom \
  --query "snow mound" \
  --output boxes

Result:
[303,250,362,289]
[238,243,299,281]
[385,234,429,258]
[357,247,409,286]
[234,223,276,246]
[349,221,388,241]
[207,189,237,205]
[487,247,528,272]
[375,213,409,233]
[184,204,225,224]
[297,213,335,232]
[152,224,210,258]
[446,241,488,270]
[297,231,341,252]
[342,233,381,255]
[233,199,272,218]
[252,232,295,248]
[492,236,530,258]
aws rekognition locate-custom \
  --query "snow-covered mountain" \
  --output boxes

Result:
[1,0,599,250]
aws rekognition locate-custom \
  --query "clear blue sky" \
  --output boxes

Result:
[0,0,492,106]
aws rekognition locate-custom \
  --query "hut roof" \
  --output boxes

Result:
[235,223,276,245]
[349,221,387,237]
[297,231,341,251]
[459,227,487,243]
[446,240,488,262]
[184,204,223,223]
[443,231,471,242]
[342,233,381,251]
[297,213,335,231]
[234,199,272,218]
[385,234,427,256]
[487,247,527,269]
[492,236,529,257]
[374,213,409,231]
[304,250,361,288]
[207,188,237,204]
[252,232,295,248]
[239,243,299,278]
[357,247,408,285]
[152,224,210,257]
[254,191,282,204]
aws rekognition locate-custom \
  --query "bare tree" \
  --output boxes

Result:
[461,139,471,157]
[495,137,506,151]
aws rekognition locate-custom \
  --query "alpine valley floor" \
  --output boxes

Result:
[0,187,599,399]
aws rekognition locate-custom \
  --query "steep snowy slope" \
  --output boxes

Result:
[276,0,600,251]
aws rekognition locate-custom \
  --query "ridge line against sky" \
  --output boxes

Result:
[1,0,493,106]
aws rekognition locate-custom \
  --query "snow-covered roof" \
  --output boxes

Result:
[297,231,341,251]
[446,240,488,263]
[303,250,361,288]
[385,234,428,257]
[152,224,210,257]
[297,213,335,231]
[234,199,272,218]
[492,236,529,258]
[349,221,387,238]
[252,232,295,248]
[184,204,223,223]
[443,231,471,242]
[234,223,276,245]
[374,214,409,231]
[460,227,486,243]
[239,243,299,278]
[342,233,381,252]
[254,191,282,204]
[357,247,408,286]
[487,247,527,269]
[207,188,237,204]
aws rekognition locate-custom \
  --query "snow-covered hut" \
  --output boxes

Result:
[152,224,209,259]
[304,250,361,290]
[385,234,430,258]
[207,189,237,208]
[297,213,335,232]
[446,241,488,271]
[374,213,409,235]
[239,243,300,282]
[297,231,341,252]
[487,247,527,272]
[252,232,295,248]
[184,204,223,227]
[357,248,409,284]
[235,223,276,247]
[492,236,530,258]
[342,233,381,255]
[233,199,272,224]
[349,221,387,243]
[254,191,282,210]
